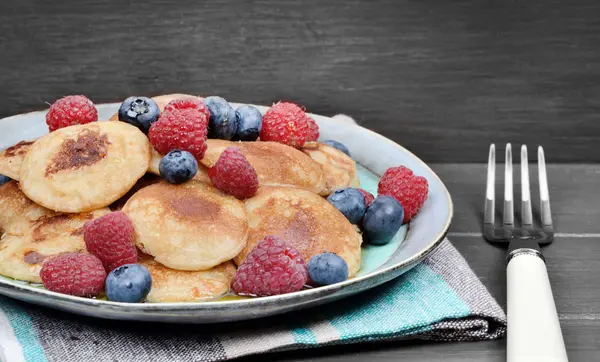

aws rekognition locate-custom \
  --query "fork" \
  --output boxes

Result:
[484,143,568,362]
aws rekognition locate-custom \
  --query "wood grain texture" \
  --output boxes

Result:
[1,0,600,162]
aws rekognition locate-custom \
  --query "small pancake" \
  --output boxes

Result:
[123,181,248,271]
[139,254,236,303]
[148,147,211,184]
[109,93,202,121]
[201,140,325,194]
[19,122,151,213]
[0,181,110,282]
[238,186,363,277]
[302,142,359,195]
[0,140,36,180]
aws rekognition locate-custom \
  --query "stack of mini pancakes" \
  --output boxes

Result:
[0,94,362,302]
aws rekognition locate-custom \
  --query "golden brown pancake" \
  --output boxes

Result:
[0,140,36,180]
[238,186,363,277]
[201,140,325,194]
[139,254,236,303]
[123,181,248,271]
[0,181,110,282]
[109,93,202,121]
[148,147,211,184]
[19,122,151,213]
[302,142,359,195]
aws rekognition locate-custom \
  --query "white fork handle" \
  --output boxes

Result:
[507,249,568,362]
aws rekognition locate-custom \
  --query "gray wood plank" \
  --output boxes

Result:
[2,0,600,163]
[430,163,600,234]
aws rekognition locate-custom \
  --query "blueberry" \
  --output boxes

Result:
[0,174,10,186]
[117,96,160,134]
[323,140,350,156]
[362,196,404,245]
[159,150,198,184]
[233,105,262,141]
[327,188,366,224]
[105,264,152,303]
[204,96,239,140]
[308,253,349,286]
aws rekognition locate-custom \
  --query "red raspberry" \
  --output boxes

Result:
[231,235,308,296]
[40,252,106,297]
[260,102,309,148]
[83,211,137,272]
[208,147,258,199]
[45,95,98,132]
[148,108,209,160]
[163,97,210,119]
[378,166,429,223]
[357,188,375,207]
[306,116,319,142]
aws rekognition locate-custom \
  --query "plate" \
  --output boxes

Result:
[0,102,453,323]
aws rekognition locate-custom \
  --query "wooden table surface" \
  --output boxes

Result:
[238,163,600,362]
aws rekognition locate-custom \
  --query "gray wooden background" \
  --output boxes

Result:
[1,0,600,163]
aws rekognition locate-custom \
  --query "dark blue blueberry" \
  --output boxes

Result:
[327,188,366,224]
[362,196,404,245]
[105,264,152,303]
[233,105,262,141]
[308,253,349,286]
[159,150,198,184]
[323,140,350,156]
[0,174,10,186]
[117,96,160,134]
[204,96,239,140]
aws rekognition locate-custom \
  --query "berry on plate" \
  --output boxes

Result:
[149,108,209,160]
[204,96,239,140]
[0,174,10,186]
[378,166,428,223]
[233,105,262,141]
[159,149,198,184]
[306,117,319,142]
[260,102,309,148]
[327,188,367,224]
[105,264,152,303]
[357,188,375,207]
[307,252,349,286]
[323,140,350,156]
[231,235,308,296]
[83,211,137,272]
[46,95,98,132]
[362,195,404,245]
[40,252,106,297]
[163,97,210,119]
[117,96,160,134]
[208,147,258,199]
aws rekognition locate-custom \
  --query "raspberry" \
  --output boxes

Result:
[164,97,210,119]
[40,252,106,297]
[357,188,375,207]
[83,211,137,272]
[46,95,98,132]
[231,235,308,296]
[378,166,429,223]
[149,108,209,160]
[260,102,309,148]
[208,147,259,199]
[306,116,319,142]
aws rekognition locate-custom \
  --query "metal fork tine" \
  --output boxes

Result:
[503,143,514,226]
[521,145,533,228]
[538,146,553,227]
[484,144,495,226]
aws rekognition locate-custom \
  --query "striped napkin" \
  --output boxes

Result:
[0,240,506,362]
[0,115,506,362]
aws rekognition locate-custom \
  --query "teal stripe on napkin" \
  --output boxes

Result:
[0,296,47,362]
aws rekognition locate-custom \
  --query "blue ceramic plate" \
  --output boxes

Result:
[0,102,452,323]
